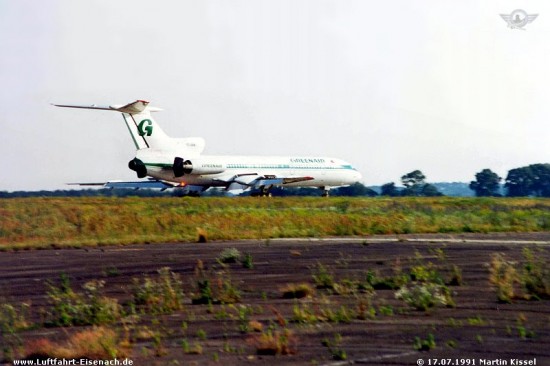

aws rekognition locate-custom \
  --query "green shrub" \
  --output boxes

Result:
[312,263,335,290]
[333,279,359,296]
[365,269,406,290]
[218,278,241,304]
[446,265,463,286]
[489,253,517,303]
[410,263,444,285]
[218,248,241,264]
[192,276,241,305]
[414,333,436,351]
[242,253,254,269]
[234,305,253,333]
[291,303,318,324]
[396,283,454,311]
[321,334,347,361]
[378,305,394,316]
[192,279,213,305]
[320,305,354,323]
[0,302,30,361]
[196,329,207,340]
[132,267,184,314]
[356,295,376,320]
[46,275,121,326]
[521,247,550,300]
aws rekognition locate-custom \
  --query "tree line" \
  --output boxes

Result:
[469,163,550,197]
[0,163,548,198]
[378,163,550,198]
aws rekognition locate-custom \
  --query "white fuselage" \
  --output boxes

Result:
[136,150,362,188]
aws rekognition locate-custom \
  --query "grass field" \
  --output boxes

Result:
[1,197,549,250]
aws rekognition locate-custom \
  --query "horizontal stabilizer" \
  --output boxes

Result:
[52,100,162,113]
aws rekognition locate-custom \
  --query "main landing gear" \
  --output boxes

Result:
[320,187,330,197]
[251,185,273,197]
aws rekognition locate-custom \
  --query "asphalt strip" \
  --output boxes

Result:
[270,237,550,245]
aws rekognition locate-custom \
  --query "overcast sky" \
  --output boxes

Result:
[1,0,549,191]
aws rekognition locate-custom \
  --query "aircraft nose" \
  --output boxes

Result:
[346,169,362,184]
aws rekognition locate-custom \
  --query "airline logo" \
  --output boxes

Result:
[290,158,326,163]
[138,119,153,136]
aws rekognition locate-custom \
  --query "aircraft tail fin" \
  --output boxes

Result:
[53,100,171,150]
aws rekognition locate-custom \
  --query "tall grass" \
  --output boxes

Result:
[1,197,549,249]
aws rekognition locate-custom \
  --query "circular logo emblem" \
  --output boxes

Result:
[509,9,529,28]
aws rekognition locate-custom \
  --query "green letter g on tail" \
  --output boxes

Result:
[138,119,153,136]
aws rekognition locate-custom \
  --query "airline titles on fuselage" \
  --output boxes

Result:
[290,158,326,164]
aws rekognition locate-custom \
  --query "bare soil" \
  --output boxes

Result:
[1,233,550,366]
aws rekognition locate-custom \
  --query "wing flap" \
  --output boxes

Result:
[215,174,314,191]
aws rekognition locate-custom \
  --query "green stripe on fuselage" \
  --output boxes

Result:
[143,163,356,170]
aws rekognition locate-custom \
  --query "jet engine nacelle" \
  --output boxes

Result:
[173,157,193,177]
[173,157,225,176]
[128,158,147,178]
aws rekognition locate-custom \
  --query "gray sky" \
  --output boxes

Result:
[1,0,549,191]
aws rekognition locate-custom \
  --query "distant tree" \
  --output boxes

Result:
[505,163,550,197]
[420,184,444,197]
[529,164,550,197]
[401,170,426,188]
[380,182,399,197]
[333,183,378,197]
[505,168,531,197]
[401,170,427,196]
[400,170,443,197]
[470,169,501,197]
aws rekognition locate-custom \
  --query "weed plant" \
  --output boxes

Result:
[0,303,31,361]
[489,253,518,303]
[395,256,455,311]
[396,283,454,311]
[321,333,347,361]
[521,248,550,300]
[132,267,184,314]
[218,248,241,264]
[192,265,241,305]
[413,333,436,351]
[249,328,297,355]
[312,263,335,290]
[242,253,254,269]
[46,276,121,326]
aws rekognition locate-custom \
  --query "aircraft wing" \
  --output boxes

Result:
[68,179,205,193]
[214,174,314,191]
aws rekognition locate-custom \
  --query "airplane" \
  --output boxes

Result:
[53,100,362,197]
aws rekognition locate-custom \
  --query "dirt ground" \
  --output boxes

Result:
[1,232,550,366]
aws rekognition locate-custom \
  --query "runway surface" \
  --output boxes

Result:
[1,232,549,365]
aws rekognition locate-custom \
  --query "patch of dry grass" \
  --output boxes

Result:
[248,328,297,355]
[25,326,129,359]
[1,197,549,249]
[280,283,315,299]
